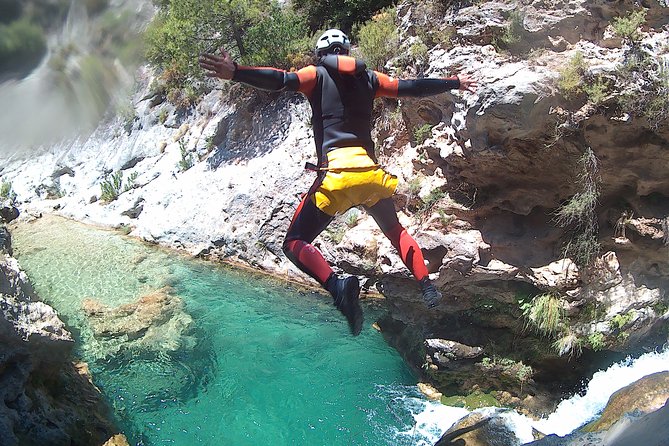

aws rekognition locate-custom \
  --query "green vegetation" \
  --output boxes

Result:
[292,0,394,35]
[405,177,422,197]
[413,123,434,145]
[520,293,565,335]
[610,310,635,331]
[554,147,600,267]
[0,180,17,203]
[611,9,647,45]
[417,187,446,216]
[441,390,501,410]
[617,53,669,129]
[0,18,47,73]
[178,142,195,172]
[345,208,360,228]
[557,52,587,99]
[100,170,141,201]
[353,7,399,71]
[100,171,123,202]
[493,10,525,52]
[479,356,533,387]
[241,3,312,69]
[123,172,139,192]
[553,331,583,358]
[587,331,605,351]
[583,76,610,106]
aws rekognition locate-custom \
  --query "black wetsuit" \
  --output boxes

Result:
[232,55,460,286]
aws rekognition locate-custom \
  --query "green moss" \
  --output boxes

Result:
[441,390,501,410]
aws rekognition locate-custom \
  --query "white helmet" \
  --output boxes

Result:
[315,29,351,56]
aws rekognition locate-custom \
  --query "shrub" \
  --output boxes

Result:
[587,331,605,351]
[583,76,610,106]
[553,331,583,357]
[554,147,600,267]
[345,208,360,228]
[178,142,195,172]
[146,0,311,93]
[417,187,445,216]
[291,0,393,35]
[609,310,635,331]
[243,4,311,69]
[521,293,565,335]
[617,54,669,129]
[557,52,587,99]
[0,180,17,202]
[123,172,139,192]
[353,7,399,71]
[499,10,524,47]
[100,171,123,202]
[413,123,434,144]
[611,9,647,45]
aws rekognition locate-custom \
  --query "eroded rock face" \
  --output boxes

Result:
[0,0,666,419]
[1,249,124,446]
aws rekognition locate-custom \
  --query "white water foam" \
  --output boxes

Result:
[533,346,669,436]
[404,345,669,444]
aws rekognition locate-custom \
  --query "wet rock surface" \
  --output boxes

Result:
[0,236,126,446]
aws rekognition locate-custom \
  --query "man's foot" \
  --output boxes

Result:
[420,277,442,308]
[327,275,363,336]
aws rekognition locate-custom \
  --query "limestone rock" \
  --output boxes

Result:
[585,371,669,432]
[435,409,523,446]
[1,253,123,446]
[425,338,484,369]
[82,287,195,356]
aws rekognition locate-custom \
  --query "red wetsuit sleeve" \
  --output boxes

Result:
[232,64,317,95]
[374,71,460,98]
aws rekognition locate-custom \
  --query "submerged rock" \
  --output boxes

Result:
[82,287,195,357]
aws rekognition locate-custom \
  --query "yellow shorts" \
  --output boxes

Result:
[313,147,398,216]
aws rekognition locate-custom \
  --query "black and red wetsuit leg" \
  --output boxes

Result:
[283,187,335,287]
[365,197,429,281]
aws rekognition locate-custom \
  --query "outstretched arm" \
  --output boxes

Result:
[198,48,311,92]
[375,72,478,98]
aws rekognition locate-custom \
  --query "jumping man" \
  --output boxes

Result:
[199,29,477,336]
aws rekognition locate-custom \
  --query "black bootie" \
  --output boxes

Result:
[326,274,363,336]
[419,277,442,308]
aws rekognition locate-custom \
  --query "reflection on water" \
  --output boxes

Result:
[11,215,430,445]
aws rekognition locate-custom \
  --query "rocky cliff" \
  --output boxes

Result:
[0,205,126,446]
[1,0,667,416]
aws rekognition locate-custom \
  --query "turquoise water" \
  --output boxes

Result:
[11,215,436,446]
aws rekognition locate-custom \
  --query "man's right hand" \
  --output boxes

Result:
[199,48,236,80]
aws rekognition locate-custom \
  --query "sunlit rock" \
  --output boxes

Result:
[585,371,669,432]
[82,287,195,357]
[434,409,524,446]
